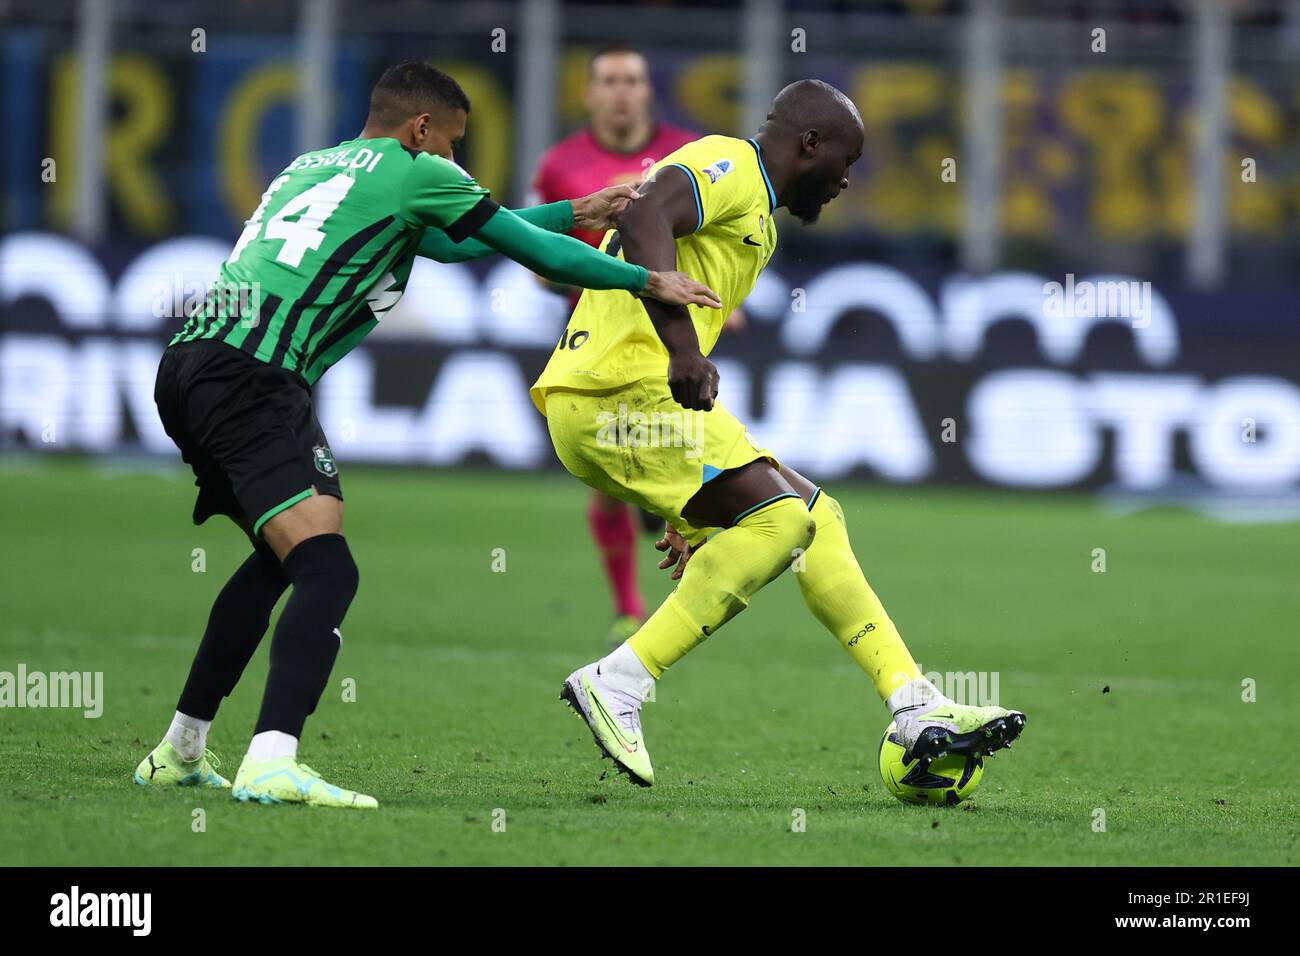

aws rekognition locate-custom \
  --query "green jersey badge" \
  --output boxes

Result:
[313,445,338,477]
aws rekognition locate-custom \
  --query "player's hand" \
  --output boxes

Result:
[723,305,747,333]
[655,525,695,580]
[642,270,722,310]
[667,349,719,411]
[571,183,640,232]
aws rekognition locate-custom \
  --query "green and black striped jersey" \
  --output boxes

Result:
[172,137,500,384]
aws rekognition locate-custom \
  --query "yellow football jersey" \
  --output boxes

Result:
[531,134,778,412]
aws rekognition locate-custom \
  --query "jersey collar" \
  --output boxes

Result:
[747,138,777,214]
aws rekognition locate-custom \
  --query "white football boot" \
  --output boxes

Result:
[560,662,654,787]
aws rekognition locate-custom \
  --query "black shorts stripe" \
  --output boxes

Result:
[443,195,500,243]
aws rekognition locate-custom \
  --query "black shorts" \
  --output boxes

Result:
[154,340,343,536]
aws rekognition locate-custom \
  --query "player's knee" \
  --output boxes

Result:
[334,542,360,603]
[283,533,359,605]
[331,541,360,604]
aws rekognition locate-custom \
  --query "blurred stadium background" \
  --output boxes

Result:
[3,0,1299,508]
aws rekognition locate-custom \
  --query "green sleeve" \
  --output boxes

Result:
[399,153,496,232]
[416,201,574,263]
[468,207,648,293]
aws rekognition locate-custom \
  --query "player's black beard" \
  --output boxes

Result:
[792,202,823,226]
[787,171,828,225]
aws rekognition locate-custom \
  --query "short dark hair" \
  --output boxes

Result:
[588,41,646,75]
[369,60,470,127]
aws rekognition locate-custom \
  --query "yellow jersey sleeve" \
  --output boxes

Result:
[652,135,762,233]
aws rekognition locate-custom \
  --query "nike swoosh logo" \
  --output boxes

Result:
[742,235,762,246]
[588,683,639,753]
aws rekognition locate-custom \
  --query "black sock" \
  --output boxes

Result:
[177,545,290,721]
[253,534,359,739]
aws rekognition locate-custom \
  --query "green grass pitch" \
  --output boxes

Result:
[1,457,1296,866]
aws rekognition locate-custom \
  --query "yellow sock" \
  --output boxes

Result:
[629,495,815,677]
[795,491,921,701]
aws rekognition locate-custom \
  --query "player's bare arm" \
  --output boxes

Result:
[615,168,721,411]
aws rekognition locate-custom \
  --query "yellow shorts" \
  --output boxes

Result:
[543,376,778,546]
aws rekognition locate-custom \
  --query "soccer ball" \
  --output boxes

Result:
[877,720,983,806]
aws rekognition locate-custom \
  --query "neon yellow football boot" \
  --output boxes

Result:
[231,756,378,809]
[133,740,231,789]
[560,662,654,787]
